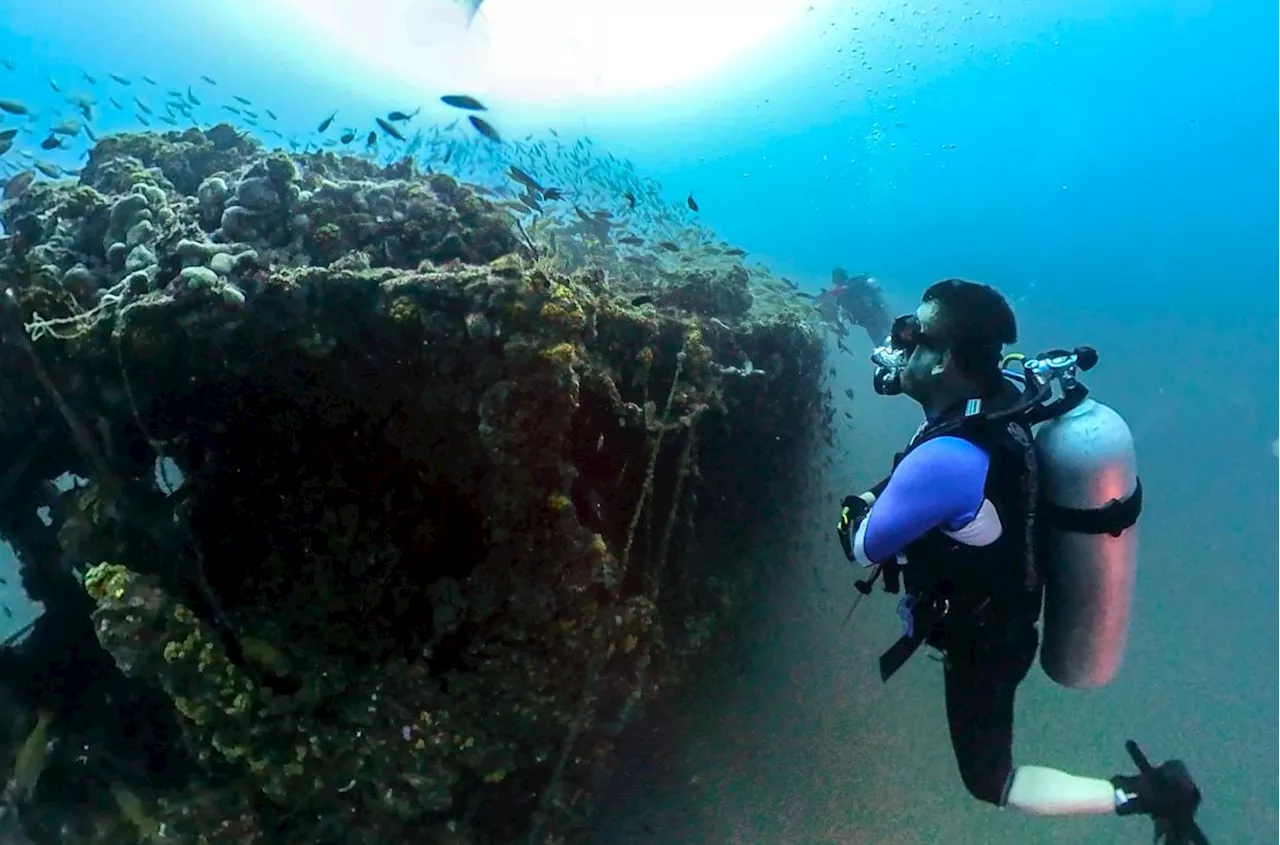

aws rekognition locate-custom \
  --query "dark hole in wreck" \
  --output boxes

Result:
[158,345,490,673]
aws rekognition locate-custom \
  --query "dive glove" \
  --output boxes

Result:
[1112,740,1208,844]
[836,495,871,561]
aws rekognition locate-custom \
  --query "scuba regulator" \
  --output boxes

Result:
[869,313,919,396]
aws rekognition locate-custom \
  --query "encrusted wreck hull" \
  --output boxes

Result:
[0,127,831,844]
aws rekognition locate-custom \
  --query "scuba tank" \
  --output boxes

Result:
[1021,351,1142,689]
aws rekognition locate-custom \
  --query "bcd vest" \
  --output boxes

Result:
[877,383,1045,681]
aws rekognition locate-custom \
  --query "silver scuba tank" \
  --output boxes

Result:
[1034,396,1140,689]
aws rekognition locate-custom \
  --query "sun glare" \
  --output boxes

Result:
[268,0,814,105]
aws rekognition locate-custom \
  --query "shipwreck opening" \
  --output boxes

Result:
[153,344,492,669]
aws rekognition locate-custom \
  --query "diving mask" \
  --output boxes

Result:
[870,313,928,395]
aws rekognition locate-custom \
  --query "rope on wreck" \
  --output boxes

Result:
[527,336,688,845]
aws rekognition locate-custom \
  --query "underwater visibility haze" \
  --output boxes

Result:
[0,0,1274,842]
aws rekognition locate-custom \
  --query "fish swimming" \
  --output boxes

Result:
[317,111,336,133]
[441,94,486,111]
[467,115,501,142]
[375,117,405,141]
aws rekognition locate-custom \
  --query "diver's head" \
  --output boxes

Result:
[885,279,1017,416]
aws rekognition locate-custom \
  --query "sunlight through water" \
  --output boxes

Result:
[265,0,817,105]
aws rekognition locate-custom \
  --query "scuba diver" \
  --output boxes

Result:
[835,279,1207,842]
[816,267,891,347]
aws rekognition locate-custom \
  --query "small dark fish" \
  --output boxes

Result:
[186,87,201,106]
[83,71,97,84]
[441,94,486,111]
[221,105,240,115]
[686,193,699,212]
[339,129,356,144]
[618,235,644,246]
[443,119,459,131]
[135,113,150,126]
[0,128,17,142]
[780,277,796,289]
[375,117,405,140]
[724,248,746,256]
[109,97,123,110]
[108,73,130,85]
[2,170,34,199]
[33,161,60,178]
[623,255,647,264]
[265,109,277,120]
[656,241,680,252]
[233,94,252,105]
[844,388,854,399]
[387,108,419,121]
[573,206,592,222]
[622,191,636,209]
[518,193,542,212]
[48,79,61,93]
[467,115,501,142]
[39,135,65,150]
[317,111,336,133]
[541,187,564,200]
[0,99,30,116]
[142,75,157,85]
[365,131,377,149]
[442,144,454,163]
[507,165,541,191]
[631,295,654,306]
[134,97,152,115]
[160,116,179,126]
[592,210,613,219]
[201,75,217,85]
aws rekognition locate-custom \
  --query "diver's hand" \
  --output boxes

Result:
[836,494,873,561]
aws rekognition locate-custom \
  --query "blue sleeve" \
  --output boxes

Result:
[859,436,990,564]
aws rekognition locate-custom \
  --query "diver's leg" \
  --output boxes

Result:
[942,634,1026,806]
[943,624,1121,817]
[1003,766,1117,816]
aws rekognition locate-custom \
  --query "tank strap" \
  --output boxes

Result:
[1043,479,1143,538]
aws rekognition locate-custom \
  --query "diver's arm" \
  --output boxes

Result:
[848,436,990,567]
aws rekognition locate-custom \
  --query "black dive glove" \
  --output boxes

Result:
[1112,740,1208,844]
[836,495,871,561]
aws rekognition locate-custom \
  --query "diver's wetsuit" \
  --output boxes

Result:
[848,423,1042,806]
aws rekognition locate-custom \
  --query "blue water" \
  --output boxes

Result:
[0,0,1275,842]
